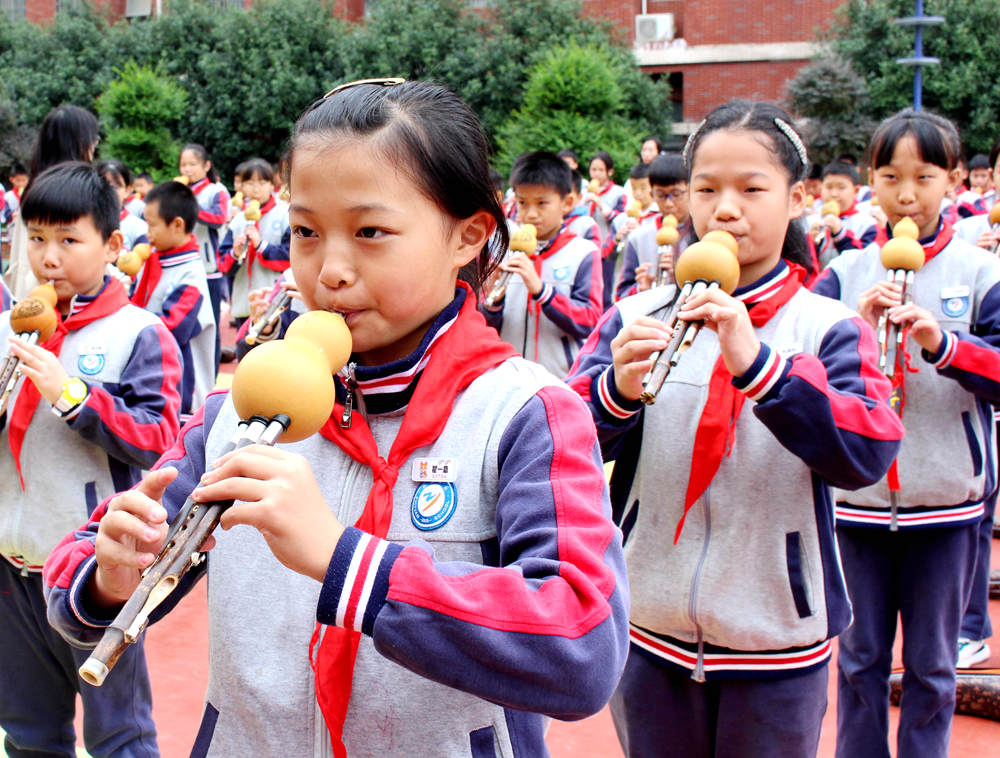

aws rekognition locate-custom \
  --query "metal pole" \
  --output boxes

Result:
[914,0,923,110]
[893,1,944,111]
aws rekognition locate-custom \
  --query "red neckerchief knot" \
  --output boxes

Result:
[676,262,806,543]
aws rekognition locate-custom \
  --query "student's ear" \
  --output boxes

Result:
[867,167,874,186]
[453,210,495,268]
[104,230,124,263]
[560,193,576,217]
[947,166,963,190]
[788,180,807,220]
[170,216,188,236]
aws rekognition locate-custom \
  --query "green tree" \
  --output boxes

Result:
[97,62,188,179]
[346,0,671,149]
[494,42,647,177]
[786,53,875,167]
[126,0,349,179]
[829,0,1000,155]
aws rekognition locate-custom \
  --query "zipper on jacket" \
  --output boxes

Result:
[688,487,712,683]
[341,362,357,429]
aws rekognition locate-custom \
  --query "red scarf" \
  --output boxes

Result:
[872,222,952,493]
[676,263,806,543]
[309,284,517,756]
[130,235,199,308]
[7,280,130,489]
[243,195,276,278]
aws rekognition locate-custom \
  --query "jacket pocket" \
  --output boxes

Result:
[190,702,219,758]
[961,411,983,477]
[785,532,813,619]
[470,725,498,758]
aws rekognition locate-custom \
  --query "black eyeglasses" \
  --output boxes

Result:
[322,77,405,99]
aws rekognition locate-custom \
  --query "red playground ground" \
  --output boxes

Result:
[101,535,1000,758]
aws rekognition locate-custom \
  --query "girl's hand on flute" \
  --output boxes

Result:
[887,301,943,354]
[857,281,902,331]
[678,288,759,377]
[634,263,654,292]
[198,445,344,583]
[91,467,178,608]
[610,316,671,401]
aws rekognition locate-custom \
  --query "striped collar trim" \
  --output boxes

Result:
[69,276,111,316]
[159,250,202,268]
[733,261,790,305]
[346,290,464,413]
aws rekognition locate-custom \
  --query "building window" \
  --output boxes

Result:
[0,0,25,21]
[56,0,82,12]
[210,0,243,8]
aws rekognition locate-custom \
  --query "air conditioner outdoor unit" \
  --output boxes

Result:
[635,13,675,44]
[125,0,152,17]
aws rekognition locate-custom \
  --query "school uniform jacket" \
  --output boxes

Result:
[589,182,626,240]
[44,290,629,758]
[124,193,146,220]
[217,195,291,318]
[600,205,659,262]
[955,189,987,218]
[3,187,20,225]
[483,225,603,378]
[0,280,182,569]
[119,208,149,252]
[830,202,877,254]
[565,207,601,247]
[131,237,217,416]
[814,224,1000,529]
[190,177,231,279]
[616,216,693,301]
[566,261,903,679]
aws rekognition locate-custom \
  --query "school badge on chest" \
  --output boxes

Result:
[77,344,106,375]
[410,482,458,531]
[940,285,970,318]
[553,265,571,281]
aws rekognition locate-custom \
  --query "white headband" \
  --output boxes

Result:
[683,116,809,171]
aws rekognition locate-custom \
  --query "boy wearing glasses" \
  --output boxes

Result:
[217,159,291,328]
[615,154,692,300]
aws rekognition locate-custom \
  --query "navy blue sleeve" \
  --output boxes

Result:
[741,317,904,490]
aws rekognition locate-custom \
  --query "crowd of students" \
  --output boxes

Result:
[0,82,998,758]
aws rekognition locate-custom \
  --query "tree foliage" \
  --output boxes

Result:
[786,53,875,167]
[97,62,188,180]
[494,43,647,176]
[828,0,1000,155]
[0,0,668,180]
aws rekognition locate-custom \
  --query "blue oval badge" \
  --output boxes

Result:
[942,296,969,318]
[410,482,458,531]
[553,265,571,281]
[78,349,105,375]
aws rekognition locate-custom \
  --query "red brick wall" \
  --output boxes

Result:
[25,0,55,24]
[673,0,840,45]
[646,59,805,121]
